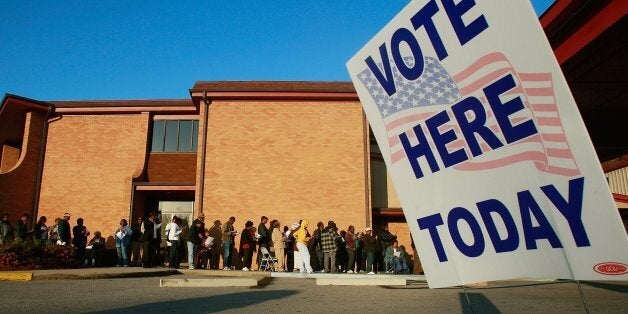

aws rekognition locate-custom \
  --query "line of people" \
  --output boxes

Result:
[1,211,415,274]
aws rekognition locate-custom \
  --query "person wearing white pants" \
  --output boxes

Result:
[292,220,313,273]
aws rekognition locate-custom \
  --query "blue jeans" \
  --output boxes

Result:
[392,257,409,274]
[223,242,232,267]
[116,245,128,266]
[366,251,375,273]
[187,241,198,269]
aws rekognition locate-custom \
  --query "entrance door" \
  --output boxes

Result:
[158,201,194,241]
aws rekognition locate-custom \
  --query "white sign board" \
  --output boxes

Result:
[347,0,628,288]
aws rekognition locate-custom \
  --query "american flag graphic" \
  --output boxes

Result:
[358,52,580,176]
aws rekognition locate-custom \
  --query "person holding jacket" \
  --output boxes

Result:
[115,219,133,267]
[293,219,313,274]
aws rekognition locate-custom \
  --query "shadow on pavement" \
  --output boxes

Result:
[460,292,501,314]
[92,290,298,313]
[581,281,628,294]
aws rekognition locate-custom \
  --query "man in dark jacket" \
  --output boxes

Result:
[187,216,204,269]
[16,213,31,244]
[240,220,256,271]
[363,227,378,274]
[312,221,325,271]
[141,212,161,268]
[0,213,13,245]
[130,217,143,266]
[378,225,397,272]
[256,216,269,268]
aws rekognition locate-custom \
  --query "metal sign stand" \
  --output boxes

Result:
[461,285,475,314]
[574,280,591,314]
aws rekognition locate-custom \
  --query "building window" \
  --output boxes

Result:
[151,120,199,153]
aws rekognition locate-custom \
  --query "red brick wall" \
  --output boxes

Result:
[0,111,46,221]
[0,144,20,173]
[198,100,370,237]
[145,153,196,183]
[38,114,149,246]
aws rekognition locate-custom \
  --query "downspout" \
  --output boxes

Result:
[32,105,54,219]
[197,91,210,214]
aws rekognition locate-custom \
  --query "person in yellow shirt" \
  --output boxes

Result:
[292,219,313,274]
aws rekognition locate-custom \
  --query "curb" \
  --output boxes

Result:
[32,269,180,281]
[0,272,33,281]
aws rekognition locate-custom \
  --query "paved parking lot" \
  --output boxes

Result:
[0,275,626,313]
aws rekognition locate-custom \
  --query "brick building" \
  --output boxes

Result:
[0,82,414,255]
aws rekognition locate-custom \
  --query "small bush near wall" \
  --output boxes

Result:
[0,243,79,271]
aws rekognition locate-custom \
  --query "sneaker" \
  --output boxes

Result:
[368,271,375,275]
[347,270,354,274]
[231,266,236,270]
[242,267,249,271]
[223,267,231,271]
[123,265,129,267]
[116,264,121,267]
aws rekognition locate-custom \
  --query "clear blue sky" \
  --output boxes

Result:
[0,1,555,101]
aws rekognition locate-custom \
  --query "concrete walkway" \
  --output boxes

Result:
[0,267,426,282]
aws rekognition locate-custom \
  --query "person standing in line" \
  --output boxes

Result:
[312,221,325,272]
[115,218,132,267]
[130,217,143,266]
[165,216,183,269]
[16,213,32,245]
[321,221,339,273]
[378,225,397,272]
[141,211,161,268]
[293,219,313,274]
[283,226,294,272]
[33,216,49,247]
[0,213,14,245]
[57,213,71,246]
[221,216,237,270]
[355,231,365,273]
[208,220,222,270]
[73,218,89,263]
[256,216,270,269]
[363,227,378,274]
[48,217,60,246]
[271,221,285,271]
[345,226,357,273]
[187,213,205,269]
[239,221,256,271]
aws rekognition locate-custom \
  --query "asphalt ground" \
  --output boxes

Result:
[0,275,626,313]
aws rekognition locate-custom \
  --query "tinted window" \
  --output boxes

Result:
[178,120,193,152]
[192,120,199,152]
[164,120,179,152]
[151,119,199,153]
[151,120,165,152]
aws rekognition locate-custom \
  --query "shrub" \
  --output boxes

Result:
[0,243,79,271]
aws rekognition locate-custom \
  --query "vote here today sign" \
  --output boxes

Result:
[347,0,628,288]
